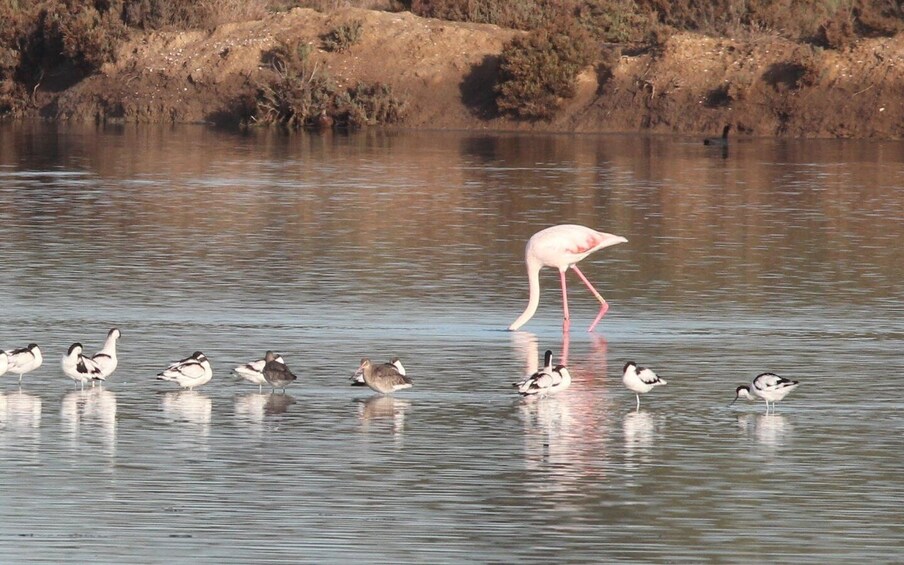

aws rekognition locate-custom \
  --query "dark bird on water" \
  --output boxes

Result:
[704,124,732,146]
[262,351,297,392]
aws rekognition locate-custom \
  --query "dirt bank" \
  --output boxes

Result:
[46,7,904,138]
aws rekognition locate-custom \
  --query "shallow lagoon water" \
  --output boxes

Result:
[1,124,903,562]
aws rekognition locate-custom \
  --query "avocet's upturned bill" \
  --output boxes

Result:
[234,351,284,392]
[61,343,104,389]
[622,361,667,410]
[732,372,799,414]
[156,351,213,390]
[6,343,43,384]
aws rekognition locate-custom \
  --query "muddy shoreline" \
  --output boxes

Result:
[27,8,904,139]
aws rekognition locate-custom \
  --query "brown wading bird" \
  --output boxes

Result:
[262,351,297,392]
[355,358,413,394]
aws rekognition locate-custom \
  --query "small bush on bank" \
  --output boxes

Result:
[121,0,268,30]
[0,79,27,117]
[413,0,658,42]
[412,0,560,31]
[12,2,126,87]
[495,19,596,120]
[345,82,406,126]
[815,9,857,50]
[322,19,364,52]
[254,38,405,130]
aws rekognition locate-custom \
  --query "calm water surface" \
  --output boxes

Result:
[0,123,902,563]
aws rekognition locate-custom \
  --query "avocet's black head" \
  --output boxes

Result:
[67,343,83,355]
[730,385,751,405]
[264,350,279,362]
[108,328,121,339]
[543,350,553,366]
[191,351,205,360]
[623,361,637,373]
[28,343,39,350]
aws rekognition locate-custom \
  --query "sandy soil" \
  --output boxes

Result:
[45,7,904,138]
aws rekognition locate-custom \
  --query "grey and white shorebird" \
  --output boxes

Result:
[518,362,572,397]
[350,357,405,386]
[356,358,413,394]
[261,351,297,392]
[61,343,104,389]
[512,349,554,389]
[732,372,800,414]
[622,361,667,410]
[234,351,285,392]
[91,328,121,380]
[6,343,43,384]
[156,351,213,390]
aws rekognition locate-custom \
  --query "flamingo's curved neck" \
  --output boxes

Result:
[509,258,542,331]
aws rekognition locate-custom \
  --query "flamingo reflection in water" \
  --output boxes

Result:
[514,331,613,490]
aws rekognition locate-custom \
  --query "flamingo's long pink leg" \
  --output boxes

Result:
[560,270,570,332]
[571,265,609,332]
[561,330,570,366]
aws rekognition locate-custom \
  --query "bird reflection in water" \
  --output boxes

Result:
[264,393,296,416]
[235,392,268,424]
[0,390,43,459]
[510,330,540,377]
[515,331,612,491]
[623,410,666,471]
[738,413,791,449]
[357,395,409,442]
[162,390,212,427]
[60,387,117,454]
[234,392,295,434]
[0,390,42,430]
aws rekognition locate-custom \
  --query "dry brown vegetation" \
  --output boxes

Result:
[1,0,902,137]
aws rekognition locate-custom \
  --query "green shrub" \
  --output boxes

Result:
[322,19,364,52]
[495,19,596,120]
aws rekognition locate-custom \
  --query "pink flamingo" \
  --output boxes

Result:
[509,224,627,332]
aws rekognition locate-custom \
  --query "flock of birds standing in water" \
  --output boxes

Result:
[0,222,799,413]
